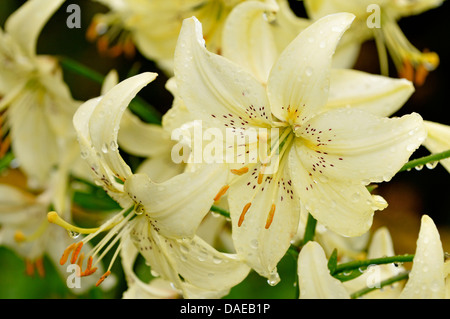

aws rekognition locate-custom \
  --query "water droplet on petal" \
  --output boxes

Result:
[267,271,280,286]
[305,67,313,77]
[67,230,80,239]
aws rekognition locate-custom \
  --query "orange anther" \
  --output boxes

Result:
[265,204,276,229]
[25,259,34,276]
[414,63,429,87]
[230,167,249,175]
[70,242,84,264]
[86,21,99,42]
[60,243,77,265]
[82,267,98,277]
[399,59,414,82]
[96,270,111,287]
[214,185,229,203]
[76,252,85,269]
[238,203,252,227]
[35,258,45,278]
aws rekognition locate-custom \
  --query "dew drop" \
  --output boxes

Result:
[101,143,109,153]
[180,245,189,254]
[305,66,313,77]
[213,256,223,264]
[110,140,118,151]
[426,161,438,169]
[414,164,424,171]
[67,230,80,239]
[151,269,160,277]
[250,239,259,249]
[267,272,280,286]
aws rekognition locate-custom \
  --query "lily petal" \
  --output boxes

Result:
[423,121,450,173]
[326,69,415,117]
[298,241,350,299]
[295,109,426,184]
[267,12,355,124]
[124,163,228,239]
[288,142,386,237]
[228,161,300,278]
[222,0,280,84]
[174,17,271,129]
[399,215,445,299]
[89,72,157,182]
[5,0,65,57]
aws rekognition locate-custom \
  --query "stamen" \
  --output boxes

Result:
[265,204,276,229]
[25,259,34,276]
[230,167,249,175]
[238,202,252,227]
[14,231,26,243]
[399,59,414,82]
[71,242,84,264]
[96,271,111,287]
[60,243,76,265]
[47,211,116,234]
[35,258,45,278]
[214,185,229,203]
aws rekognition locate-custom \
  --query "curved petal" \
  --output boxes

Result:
[73,97,131,207]
[124,163,228,239]
[174,17,272,129]
[8,89,59,187]
[423,121,450,173]
[89,72,157,181]
[399,215,445,299]
[222,0,280,83]
[130,218,250,299]
[298,241,350,299]
[118,109,173,157]
[288,143,386,237]
[227,161,301,278]
[267,12,355,124]
[296,109,426,184]
[5,0,65,57]
[326,69,415,117]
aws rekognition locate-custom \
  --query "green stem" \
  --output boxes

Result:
[59,56,104,85]
[0,152,14,173]
[332,254,414,275]
[399,149,450,172]
[350,271,410,299]
[302,213,317,245]
[210,205,230,219]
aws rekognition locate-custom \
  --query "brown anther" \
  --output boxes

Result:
[238,203,252,227]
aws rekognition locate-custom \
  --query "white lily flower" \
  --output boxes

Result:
[174,14,426,279]
[222,0,416,117]
[303,0,442,85]
[0,0,81,188]
[89,0,268,73]
[50,72,250,297]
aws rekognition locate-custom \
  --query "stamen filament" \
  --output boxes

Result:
[96,271,111,287]
[47,211,103,234]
